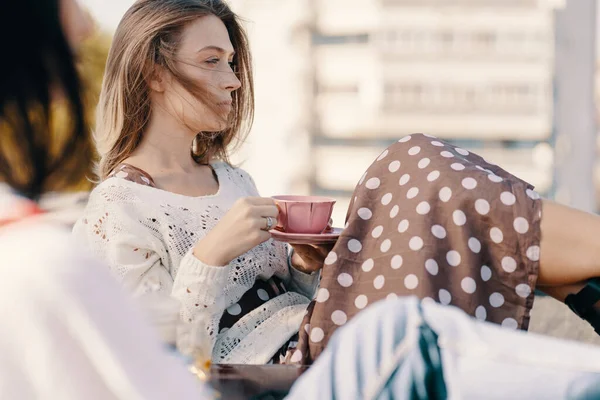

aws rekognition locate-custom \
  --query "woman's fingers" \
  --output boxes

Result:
[292,244,324,264]
[245,197,277,206]
[254,204,279,218]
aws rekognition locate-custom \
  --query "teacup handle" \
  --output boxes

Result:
[322,218,334,233]
[273,202,285,232]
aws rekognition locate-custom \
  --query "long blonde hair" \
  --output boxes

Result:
[95,0,254,180]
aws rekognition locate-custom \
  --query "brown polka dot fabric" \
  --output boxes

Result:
[108,164,156,187]
[287,134,542,364]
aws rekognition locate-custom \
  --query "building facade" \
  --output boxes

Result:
[234,0,557,226]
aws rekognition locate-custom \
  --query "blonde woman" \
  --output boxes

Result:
[76,0,600,367]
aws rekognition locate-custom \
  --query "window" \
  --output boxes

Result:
[383,81,546,114]
[379,27,548,60]
[312,33,370,46]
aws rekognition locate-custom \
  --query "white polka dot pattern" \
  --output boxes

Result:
[404,274,419,290]
[431,225,446,239]
[316,288,330,303]
[371,226,384,238]
[446,250,461,266]
[398,219,409,233]
[427,170,440,181]
[366,178,380,189]
[407,187,419,199]
[408,146,421,156]
[439,289,451,305]
[331,310,347,326]
[310,328,324,343]
[337,273,353,287]
[381,193,393,205]
[377,149,389,161]
[358,208,373,220]
[324,252,337,265]
[425,259,439,275]
[391,255,403,269]
[355,295,368,309]
[289,134,542,362]
[380,239,392,252]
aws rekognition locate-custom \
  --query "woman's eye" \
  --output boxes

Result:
[203,58,236,71]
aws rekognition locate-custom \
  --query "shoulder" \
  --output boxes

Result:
[108,163,156,187]
[86,177,145,209]
[74,178,151,234]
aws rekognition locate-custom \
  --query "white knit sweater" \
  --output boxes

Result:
[73,162,318,364]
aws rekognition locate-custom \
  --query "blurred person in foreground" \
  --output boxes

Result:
[0,0,210,397]
[2,0,600,399]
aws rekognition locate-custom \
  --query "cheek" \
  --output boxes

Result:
[165,86,198,112]
[163,77,225,129]
[169,91,222,129]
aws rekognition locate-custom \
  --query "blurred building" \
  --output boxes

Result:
[233,0,558,226]
[228,0,313,201]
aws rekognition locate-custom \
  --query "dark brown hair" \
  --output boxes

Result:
[0,0,91,199]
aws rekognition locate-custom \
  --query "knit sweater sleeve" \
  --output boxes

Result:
[236,168,320,299]
[72,186,230,337]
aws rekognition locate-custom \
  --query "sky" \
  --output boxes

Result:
[82,0,135,31]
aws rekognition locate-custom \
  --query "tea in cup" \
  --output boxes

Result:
[271,195,336,234]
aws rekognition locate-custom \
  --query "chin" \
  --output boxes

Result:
[200,112,230,130]
[201,124,226,133]
[192,121,226,134]
[211,118,231,132]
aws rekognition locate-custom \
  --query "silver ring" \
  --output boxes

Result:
[265,216,274,230]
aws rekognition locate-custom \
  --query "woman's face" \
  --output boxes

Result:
[60,0,94,48]
[152,15,242,134]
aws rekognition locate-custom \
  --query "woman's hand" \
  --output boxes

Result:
[289,243,335,274]
[193,197,278,266]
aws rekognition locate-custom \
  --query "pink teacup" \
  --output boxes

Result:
[272,195,336,234]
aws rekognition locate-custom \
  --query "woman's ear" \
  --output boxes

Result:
[148,66,167,93]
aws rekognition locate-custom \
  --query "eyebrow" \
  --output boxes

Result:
[197,45,236,56]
